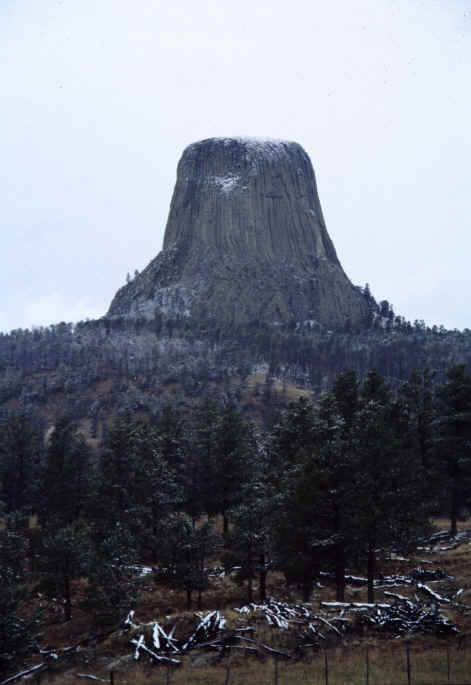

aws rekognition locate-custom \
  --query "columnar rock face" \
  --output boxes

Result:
[108,137,370,330]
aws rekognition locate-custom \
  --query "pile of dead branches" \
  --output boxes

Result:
[126,609,297,663]
[320,567,451,589]
[128,610,230,665]
[320,597,458,638]
[418,529,471,552]
[356,598,458,636]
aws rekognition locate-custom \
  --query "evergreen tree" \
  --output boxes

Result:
[314,387,359,601]
[273,391,359,602]
[155,515,221,609]
[93,414,181,558]
[93,412,142,532]
[131,424,181,562]
[213,402,254,533]
[435,364,471,535]
[399,368,437,470]
[153,405,187,480]
[332,370,359,431]
[270,398,324,601]
[224,481,273,602]
[185,397,221,521]
[354,370,430,601]
[274,458,327,602]
[37,521,90,621]
[0,517,42,678]
[0,409,43,514]
[40,416,91,525]
[268,397,317,487]
[84,522,141,627]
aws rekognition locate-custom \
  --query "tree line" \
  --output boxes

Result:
[2,311,471,429]
[1,364,471,677]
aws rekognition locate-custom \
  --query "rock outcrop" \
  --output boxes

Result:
[108,137,370,330]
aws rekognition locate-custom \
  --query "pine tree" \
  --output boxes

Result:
[93,412,142,532]
[0,517,42,678]
[435,364,471,535]
[273,392,359,603]
[186,397,221,521]
[270,398,324,602]
[153,405,187,479]
[268,397,317,487]
[224,481,273,602]
[92,414,181,559]
[353,370,430,601]
[213,402,254,533]
[274,460,327,602]
[40,416,91,525]
[399,369,437,470]
[37,521,90,621]
[314,386,359,601]
[0,409,43,514]
[83,522,141,627]
[131,423,181,562]
[155,515,221,609]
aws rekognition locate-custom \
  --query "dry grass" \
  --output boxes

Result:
[433,518,471,533]
[244,373,312,402]
[43,641,471,685]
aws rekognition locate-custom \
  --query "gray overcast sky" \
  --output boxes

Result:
[1,0,470,333]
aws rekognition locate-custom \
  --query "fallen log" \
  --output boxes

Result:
[131,636,180,665]
[321,602,391,609]
[418,583,451,604]
[317,616,341,636]
[261,644,294,660]
[0,663,46,685]
[76,675,107,682]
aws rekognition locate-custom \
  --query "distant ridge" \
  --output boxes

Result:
[108,137,370,330]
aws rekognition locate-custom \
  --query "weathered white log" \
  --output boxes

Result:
[0,663,46,685]
[321,602,391,609]
[384,591,412,603]
[131,637,180,664]
[318,616,341,635]
[76,675,107,682]
[417,583,451,603]
[261,644,294,660]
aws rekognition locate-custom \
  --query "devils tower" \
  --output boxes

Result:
[108,137,369,330]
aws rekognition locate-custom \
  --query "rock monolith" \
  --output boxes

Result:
[108,137,369,330]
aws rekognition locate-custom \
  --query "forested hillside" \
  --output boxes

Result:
[1,295,471,431]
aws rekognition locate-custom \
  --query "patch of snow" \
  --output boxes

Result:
[124,610,138,629]
[183,137,300,171]
[129,564,152,577]
[129,286,193,320]
[225,135,292,145]
[211,174,241,193]
[252,363,269,374]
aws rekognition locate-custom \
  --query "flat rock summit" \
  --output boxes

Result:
[108,137,370,330]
